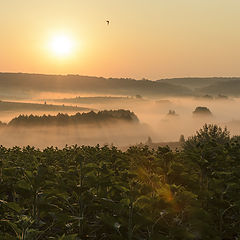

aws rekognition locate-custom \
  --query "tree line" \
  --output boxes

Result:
[5,110,139,127]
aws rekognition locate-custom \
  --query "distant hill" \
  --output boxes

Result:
[198,80,240,96]
[158,77,224,89]
[158,77,240,90]
[159,77,240,96]
[0,73,192,98]
[2,73,240,98]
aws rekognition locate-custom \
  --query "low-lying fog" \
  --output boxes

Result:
[134,97,240,142]
[1,94,240,148]
[0,123,151,149]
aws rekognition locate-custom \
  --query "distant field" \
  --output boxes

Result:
[0,100,91,112]
[49,96,146,105]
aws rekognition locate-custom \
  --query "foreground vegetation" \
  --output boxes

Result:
[0,124,240,239]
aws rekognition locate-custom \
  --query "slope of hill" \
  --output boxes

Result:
[158,77,240,90]
[3,73,240,98]
[198,80,240,96]
[0,73,192,97]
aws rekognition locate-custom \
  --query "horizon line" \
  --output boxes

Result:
[0,71,240,81]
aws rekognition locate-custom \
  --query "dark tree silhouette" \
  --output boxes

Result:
[8,110,139,127]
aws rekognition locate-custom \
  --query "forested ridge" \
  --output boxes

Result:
[0,124,240,239]
[6,110,139,127]
[2,72,240,97]
[0,73,192,97]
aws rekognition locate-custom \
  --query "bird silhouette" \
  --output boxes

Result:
[106,20,110,25]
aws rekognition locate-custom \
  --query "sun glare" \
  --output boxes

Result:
[50,35,74,57]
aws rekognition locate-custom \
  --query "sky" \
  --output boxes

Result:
[1,0,240,80]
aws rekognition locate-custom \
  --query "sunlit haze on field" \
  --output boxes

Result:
[2,2,240,239]
[1,1,240,147]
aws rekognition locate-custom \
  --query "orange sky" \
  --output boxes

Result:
[1,0,240,79]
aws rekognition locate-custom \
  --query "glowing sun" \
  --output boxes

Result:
[50,35,74,57]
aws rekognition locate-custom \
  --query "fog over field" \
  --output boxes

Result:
[47,95,240,140]
[1,90,240,148]
[0,123,151,148]
[0,73,240,147]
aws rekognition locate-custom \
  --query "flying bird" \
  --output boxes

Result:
[106,20,110,25]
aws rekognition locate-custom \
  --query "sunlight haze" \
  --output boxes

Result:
[1,2,240,238]
[1,0,240,79]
